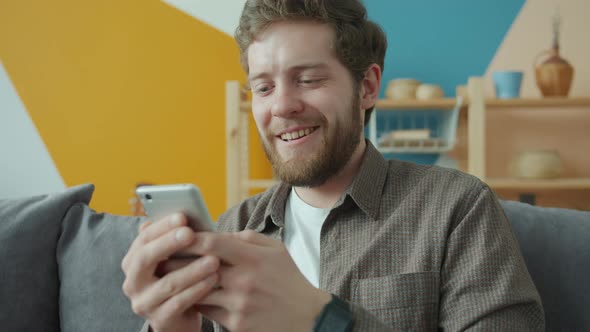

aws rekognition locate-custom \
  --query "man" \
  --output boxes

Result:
[122,1,544,331]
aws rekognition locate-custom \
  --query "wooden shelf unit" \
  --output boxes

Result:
[484,97,590,108]
[466,77,590,195]
[226,79,590,208]
[374,98,460,110]
[375,96,590,110]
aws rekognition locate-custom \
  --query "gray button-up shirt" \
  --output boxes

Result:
[144,141,544,331]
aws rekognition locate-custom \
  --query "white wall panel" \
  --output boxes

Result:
[163,0,247,36]
[0,62,65,198]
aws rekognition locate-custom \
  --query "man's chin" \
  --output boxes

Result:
[272,163,334,188]
[281,174,332,188]
[274,151,315,165]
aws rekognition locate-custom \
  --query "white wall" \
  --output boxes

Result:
[163,0,247,36]
[0,61,65,198]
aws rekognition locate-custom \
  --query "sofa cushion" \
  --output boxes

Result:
[501,200,590,331]
[0,184,146,332]
[0,184,93,332]
[57,201,145,331]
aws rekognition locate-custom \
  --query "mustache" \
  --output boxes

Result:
[268,124,318,134]
[266,117,327,136]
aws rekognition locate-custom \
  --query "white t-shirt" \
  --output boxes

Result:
[284,188,331,288]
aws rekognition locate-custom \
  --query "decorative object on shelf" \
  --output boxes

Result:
[416,84,444,100]
[378,129,431,146]
[493,70,523,99]
[534,7,574,97]
[385,78,421,100]
[510,149,563,179]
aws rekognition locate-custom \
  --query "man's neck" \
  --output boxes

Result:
[294,139,367,209]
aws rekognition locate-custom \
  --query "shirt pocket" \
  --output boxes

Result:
[353,272,439,330]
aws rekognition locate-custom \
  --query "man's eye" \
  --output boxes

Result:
[255,85,273,94]
[299,78,325,86]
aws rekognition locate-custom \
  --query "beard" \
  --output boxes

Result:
[259,91,363,187]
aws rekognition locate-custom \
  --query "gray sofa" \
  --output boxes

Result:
[1,184,589,331]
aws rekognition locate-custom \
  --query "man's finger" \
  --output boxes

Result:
[122,220,155,271]
[125,214,187,264]
[156,257,194,277]
[156,273,219,320]
[233,230,281,248]
[187,232,263,265]
[139,214,187,244]
[139,220,152,232]
[198,288,233,312]
[124,226,196,291]
[135,256,220,315]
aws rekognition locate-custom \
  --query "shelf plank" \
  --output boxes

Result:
[377,138,451,154]
[487,177,590,190]
[485,97,590,108]
[244,97,590,112]
[375,98,459,110]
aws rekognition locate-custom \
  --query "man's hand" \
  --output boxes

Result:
[180,230,332,332]
[121,214,220,332]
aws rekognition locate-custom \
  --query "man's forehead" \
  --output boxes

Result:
[246,21,337,77]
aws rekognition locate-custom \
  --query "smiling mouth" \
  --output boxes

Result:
[279,127,318,142]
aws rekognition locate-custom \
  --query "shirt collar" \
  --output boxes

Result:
[342,140,388,221]
[251,181,290,232]
[257,140,388,231]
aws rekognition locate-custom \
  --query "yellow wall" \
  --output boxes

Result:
[0,0,250,218]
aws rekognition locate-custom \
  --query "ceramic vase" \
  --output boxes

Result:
[535,47,574,97]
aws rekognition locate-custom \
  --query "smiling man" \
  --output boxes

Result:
[122,1,544,331]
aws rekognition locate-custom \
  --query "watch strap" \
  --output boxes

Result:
[312,294,354,332]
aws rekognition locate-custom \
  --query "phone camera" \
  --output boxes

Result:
[145,194,152,201]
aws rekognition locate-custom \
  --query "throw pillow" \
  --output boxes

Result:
[57,202,146,331]
[0,184,93,332]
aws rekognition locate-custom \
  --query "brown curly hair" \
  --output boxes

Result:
[234,0,387,125]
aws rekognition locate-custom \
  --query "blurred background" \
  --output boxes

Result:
[1,0,589,218]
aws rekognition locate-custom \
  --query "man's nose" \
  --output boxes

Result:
[271,85,303,117]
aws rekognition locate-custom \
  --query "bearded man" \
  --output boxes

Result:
[122,1,544,331]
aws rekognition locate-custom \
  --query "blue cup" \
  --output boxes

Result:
[493,71,523,99]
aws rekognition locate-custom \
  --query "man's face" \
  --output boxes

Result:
[247,21,364,187]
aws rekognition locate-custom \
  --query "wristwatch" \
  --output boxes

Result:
[312,294,354,332]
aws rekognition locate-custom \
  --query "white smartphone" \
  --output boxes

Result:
[136,184,216,232]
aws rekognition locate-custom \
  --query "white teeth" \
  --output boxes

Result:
[280,127,316,141]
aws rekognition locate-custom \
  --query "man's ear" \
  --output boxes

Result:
[360,63,382,110]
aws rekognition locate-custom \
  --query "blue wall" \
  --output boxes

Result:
[366,0,526,97]
[364,0,525,164]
